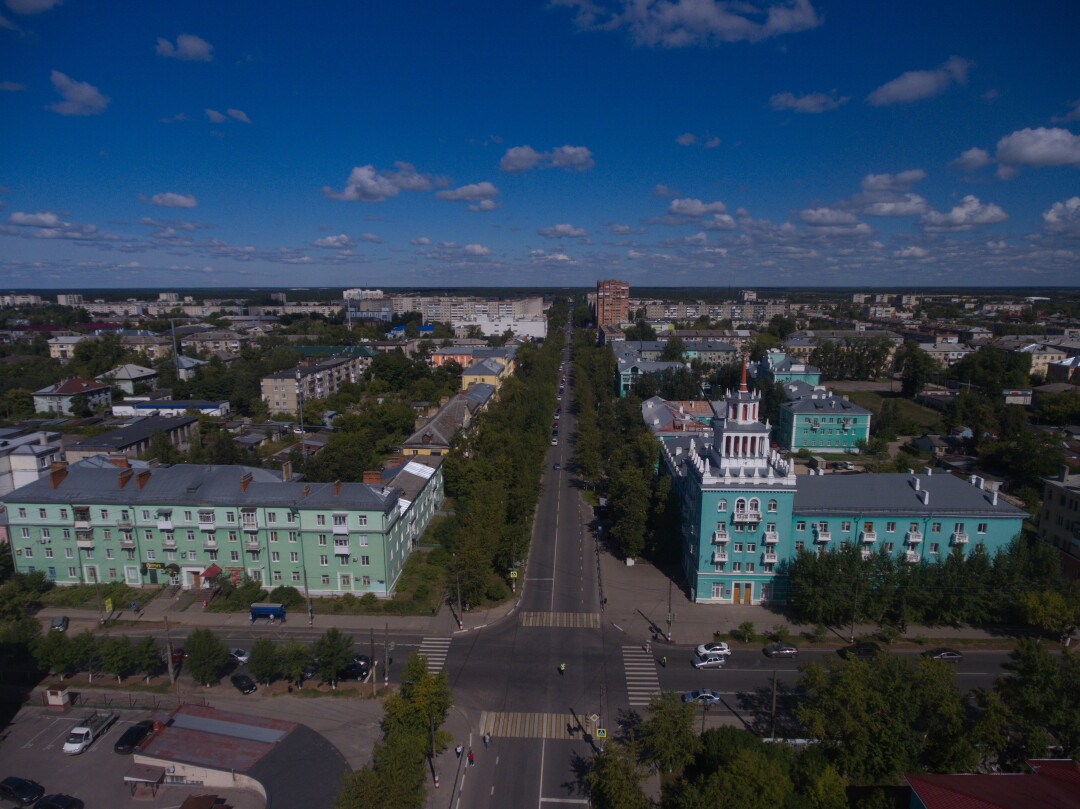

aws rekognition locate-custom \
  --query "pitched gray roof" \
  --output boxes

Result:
[69,416,197,450]
[782,395,871,416]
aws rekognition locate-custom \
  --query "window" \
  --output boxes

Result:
[333,514,347,527]
[65,548,73,559]
[62,528,71,539]
[20,527,29,539]
[270,531,279,542]
[733,543,743,553]
[271,552,280,562]
[45,548,54,558]
[977,523,987,534]
[99,509,108,520]
[208,550,218,561]
[23,547,32,558]
[318,535,327,546]
[320,555,328,566]
[289,552,298,562]
[357,515,367,527]
[68,567,77,578]
[358,535,369,546]
[41,528,50,539]
[124,549,135,560]
[954,522,965,532]
[186,530,195,541]
[717,500,727,512]
[749,498,760,512]
[144,529,153,540]
[121,510,129,521]
[795,541,804,552]
[732,562,742,572]
[267,512,278,524]
[746,563,755,572]
[931,522,941,532]
[289,531,298,542]
[226,512,235,523]
[796,521,806,531]
[929,543,939,553]
[102,529,112,540]
[361,555,370,566]
[230,551,240,562]
[321,575,331,586]
[39,508,47,519]
[317,514,326,526]
[167,551,176,561]
[105,549,113,560]
[17,508,26,518]
[362,576,371,586]
[886,522,896,532]
[184,511,193,521]
[767,500,777,513]
[292,571,301,582]
[229,531,238,542]
[273,571,282,582]
[746,544,756,553]
[141,510,150,520]
[84,549,94,560]
[910,522,919,532]
[885,542,894,552]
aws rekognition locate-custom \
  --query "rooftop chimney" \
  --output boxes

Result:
[118,468,134,488]
[919,489,930,505]
[239,471,253,492]
[135,469,151,490]
[281,461,292,481]
[302,484,310,498]
[332,480,342,495]
[923,466,933,476]
[991,490,999,506]
[110,457,130,469]
[49,461,69,489]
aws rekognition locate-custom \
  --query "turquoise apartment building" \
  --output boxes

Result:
[658,368,1027,604]
[776,388,872,452]
[2,455,443,597]
[757,350,822,386]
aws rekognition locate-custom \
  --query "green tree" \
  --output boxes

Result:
[384,652,454,758]
[585,738,652,809]
[185,627,229,686]
[660,337,687,362]
[69,630,100,682]
[640,690,699,775]
[280,640,312,686]
[34,629,74,679]
[993,638,1080,760]
[100,635,135,683]
[132,636,162,683]
[313,628,353,687]
[897,341,937,397]
[249,637,281,685]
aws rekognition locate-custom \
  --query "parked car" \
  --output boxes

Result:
[341,661,369,681]
[0,776,44,806]
[681,689,722,704]
[691,654,727,669]
[230,674,257,694]
[838,641,882,661]
[49,616,69,632]
[921,647,963,663]
[33,796,84,809]
[551,438,558,445]
[229,648,250,665]
[694,642,732,658]
[553,463,561,471]
[113,720,155,754]
[763,643,799,658]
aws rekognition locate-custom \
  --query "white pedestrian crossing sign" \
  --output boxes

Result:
[596,728,607,738]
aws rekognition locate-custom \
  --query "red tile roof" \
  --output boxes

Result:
[36,377,110,395]
[906,761,1080,809]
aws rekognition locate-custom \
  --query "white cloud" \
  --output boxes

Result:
[226,108,251,123]
[553,0,822,47]
[538,223,588,238]
[156,34,213,62]
[704,136,721,148]
[159,113,188,123]
[860,169,926,192]
[469,199,499,212]
[894,246,928,258]
[435,181,499,202]
[769,90,848,113]
[866,56,972,106]
[799,207,858,226]
[667,198,726,217]
[8,210,62,227]
[49,70,108,116]
[676,133,697,146]
[360,233,382,244]
[312,233,355,249]
[651,183,679,198]
[607,223,646,235]
[919,195,1007,232]
[950,147,991,172]
[322,163,437,202]
[1053,99,1080,123]
[205,108,226,123]
[994,127,1080,171]
[0,80,25,91]
[142,192,197,208]
[463,243,491,256]
[6,0,61,13]
[1042,197,1080,237]
[499,144,594,173]
[701,213,737,230]
[410,237,431,245]
[862,194,928,217]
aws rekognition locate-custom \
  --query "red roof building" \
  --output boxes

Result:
[906,760,1080,809]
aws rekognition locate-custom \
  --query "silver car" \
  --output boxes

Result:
[692,653,727,669]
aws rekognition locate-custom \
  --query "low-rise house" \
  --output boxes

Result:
[0,430,64,496]
[756,350,822,386]
[65,416,198,463]
[180,330,247,355]
[261,355,369,414]
[777,388,872,453]
[906,759,1080,809]
[400,387,492,456]
[641,397,714,441]
[33,378,112,415]
[112,399,230,418]
[47,334,94,360]
[174,355,208,381]
[460,358,509,391]
[96,364,158,395]
[121,334,173,361]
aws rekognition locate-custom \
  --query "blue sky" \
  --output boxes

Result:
[1,0,1078,289]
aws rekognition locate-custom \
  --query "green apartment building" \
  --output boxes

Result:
[2,455,443,597]
[777,388,872,452]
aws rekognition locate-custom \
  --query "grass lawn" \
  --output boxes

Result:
[846,391,944,432]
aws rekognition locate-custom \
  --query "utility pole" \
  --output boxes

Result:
[455,573,463,630]
[164,616,176,686]
[370,628,376,697]
[383,622,390,690]
[850,576,860,644]
[770,670,778,739]
[666,579,674,642]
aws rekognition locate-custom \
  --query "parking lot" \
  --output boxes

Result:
[0,706,264,809]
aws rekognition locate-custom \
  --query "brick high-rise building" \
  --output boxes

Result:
[595,279,629,326]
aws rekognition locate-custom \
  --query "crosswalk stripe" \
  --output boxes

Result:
[418,637,452,673]
[621,646,661,706]
[479,711,582,739]
[519,611,600,628]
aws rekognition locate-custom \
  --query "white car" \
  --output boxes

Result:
[229,648,250,665]
[694,642,732,658]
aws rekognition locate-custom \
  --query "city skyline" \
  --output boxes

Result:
[1,0,1078,289]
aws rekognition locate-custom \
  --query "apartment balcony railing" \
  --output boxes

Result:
[198,516,216,531]
[861,549,874,561]
[951,531,969,545]
[116,520,133,531]
[120,534,135,548]
[763,552,778,564]
[712,550,728,564]
[732,510,762,524]
[162,537,176,548]
[712,529,729,544]
[245,537,261,549]
[814,530,831,544]
[906,530,923,544]
[157,518,174,531]
[905,550,921,563]
[242,521,259,533]
[332,523,349,536]
[860,530,877,544]
[763,531,779,545]
[334,542,351,556]
[75,530,94,549]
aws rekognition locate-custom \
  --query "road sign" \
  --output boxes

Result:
[588,713,599,723]
[596,728,607,738]
[104,598,113,614]
[509,570,518,578]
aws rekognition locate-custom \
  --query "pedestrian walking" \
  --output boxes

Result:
[558,662,566,675]
[468,749,475,766]
[483,732,491,748]
[455,744,463,758]
[661,655,667,668]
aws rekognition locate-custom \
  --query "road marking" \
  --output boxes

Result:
[417,636,452,673]
[622,645,661,706]
[480,711,580,739]
[519,611,600,628]
[541,800,590,805]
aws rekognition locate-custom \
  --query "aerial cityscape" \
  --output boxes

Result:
[2,1,1080,809]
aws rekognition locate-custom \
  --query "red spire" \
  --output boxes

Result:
[739,359,749,393]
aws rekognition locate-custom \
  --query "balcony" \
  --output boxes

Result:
[120,534,135,548]
[732,510,762,524]
[203,538,217,549]
[116,519,133,531]
[861,549,874,561]
[334,542,350,556]
[763,531,779,545]
[75,530,94,549]
[332,522,349,536]
[157,518,174,531]
[245,537,261,549]
[162,537,176,548]
[763,552,778,564]
[860,530,877,544]
[906,530,923,544]
[814,530,831,544]
[951,531,969,545]
[712,529,729,544]
[198,516,216,531]
[712,550,728,564]
[73,514,91,530]
[242,521,259,533]
[905,550,921,563]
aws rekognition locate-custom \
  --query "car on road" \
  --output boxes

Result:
[553,463,561,470]
[838,641,882,661]
[694,642,732,658]
[692,654,727,669]
[113,720,155,754]
[0,776,44,806]
[922,647,963,663]
[33,796,84,809]
[341,661,369,681]
[49,616,69,632]
[681,689,722,704]
[230,674,257,694]
[551,438,558,445]
[229,648,250,665]
[763,643,799,658]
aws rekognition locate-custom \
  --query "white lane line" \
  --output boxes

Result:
[537,737,546,809]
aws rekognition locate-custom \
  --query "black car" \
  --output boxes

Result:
[31,796,83,809]
[839,641,882,661]
[341,661,369,681]
[113,720,155,754]
[763,643,799,658]
[230,673,257,694]
[922,647,963,663]
[0,777,45,806]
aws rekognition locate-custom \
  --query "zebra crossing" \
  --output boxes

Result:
[622,645,661,707]
[519,611,601,628]
[417,636,452,673]
[479,711,579,739]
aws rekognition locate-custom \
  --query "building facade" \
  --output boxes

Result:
[3,457,443,596]
[596,279,630,327]
[777,389,872,452]
[33,378,112,415]
[1039,467,1080,579]
[261,355,369,414]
